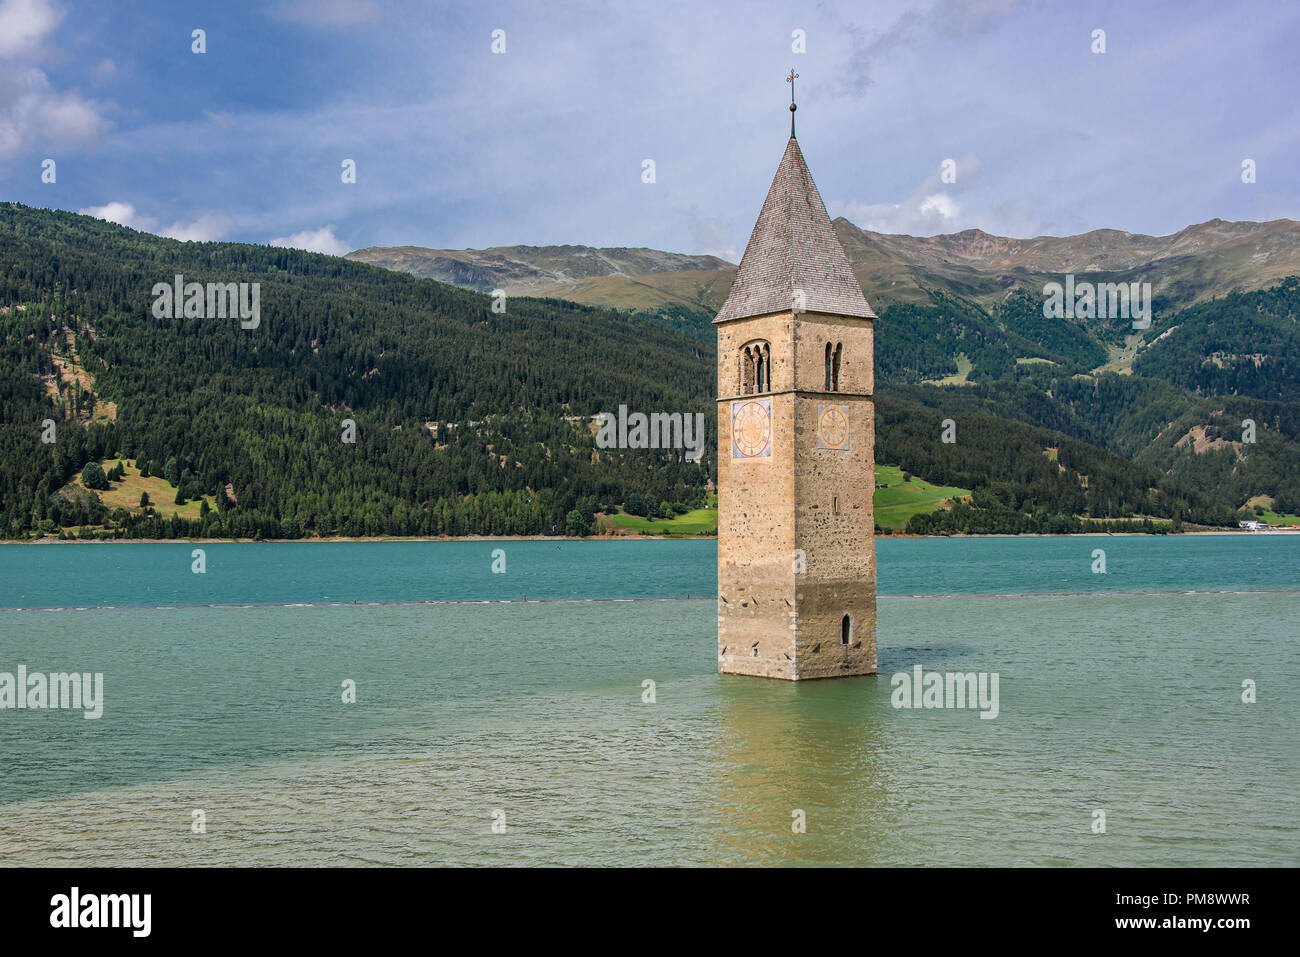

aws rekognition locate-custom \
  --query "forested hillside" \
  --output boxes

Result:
[1132,277,1300,401]
[1,203,1292,540]
[875,393,1235,534]
[0,204,711,539]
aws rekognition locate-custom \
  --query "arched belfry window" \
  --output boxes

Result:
[740,341,770,395]
[841,614,851,646]
[832,342,843,392]
[825,342,832,391]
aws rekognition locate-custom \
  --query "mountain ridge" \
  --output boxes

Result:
[346,243,732,296]
[347,216,1300,317]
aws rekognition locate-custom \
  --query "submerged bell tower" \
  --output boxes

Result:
[715,72,877,680]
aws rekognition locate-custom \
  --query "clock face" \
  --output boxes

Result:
[817,404,850,450]
[732,399,772,458]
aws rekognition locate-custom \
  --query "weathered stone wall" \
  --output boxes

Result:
[717,358,796,678]
[792,312,873,395]
[792,389,877,678]
[717,311,794,399]
[716,309,877,680]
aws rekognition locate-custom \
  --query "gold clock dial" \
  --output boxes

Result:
[818,406,849,449]
[732,401,772,457]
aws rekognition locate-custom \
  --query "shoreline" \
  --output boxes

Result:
[3,529,1294,545]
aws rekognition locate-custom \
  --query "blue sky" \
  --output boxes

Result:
[2,0,1297,261]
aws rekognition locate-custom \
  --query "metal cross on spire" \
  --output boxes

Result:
[787,69,799,137]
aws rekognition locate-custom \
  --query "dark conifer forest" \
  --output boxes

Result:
[1,203,1296,538]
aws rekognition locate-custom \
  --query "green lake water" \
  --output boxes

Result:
[0,536,1295,866]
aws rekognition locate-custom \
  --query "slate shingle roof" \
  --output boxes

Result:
[715,136,875,324]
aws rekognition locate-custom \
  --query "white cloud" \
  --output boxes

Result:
[79,201,146,229]
[0,2,111,159]
[268,0,378,27]
[79,201,228,242]
[269,225,349,256]
[34,83,103,136]
[0,0,61,58]
[918,193,959,220]
[160,214,228,243]
[828,154,982,237]
[829,195,962,237]
[0,66,109,157]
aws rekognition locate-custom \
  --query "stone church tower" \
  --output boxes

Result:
[715,107,877,680]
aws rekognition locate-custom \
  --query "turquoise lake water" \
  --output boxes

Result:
[1,535,1297,608]
[0,536,1296,866]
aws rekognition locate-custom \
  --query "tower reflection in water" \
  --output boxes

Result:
[700,674,908,866]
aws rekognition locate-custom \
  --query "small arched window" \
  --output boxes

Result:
[832,342,843,392]
[825,342,832,391]
[741,341,769,395]
[841,614,851,646]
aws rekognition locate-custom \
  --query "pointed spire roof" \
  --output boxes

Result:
[715,136,875,323]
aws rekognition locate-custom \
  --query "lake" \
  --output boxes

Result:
[0,536,1296,866]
